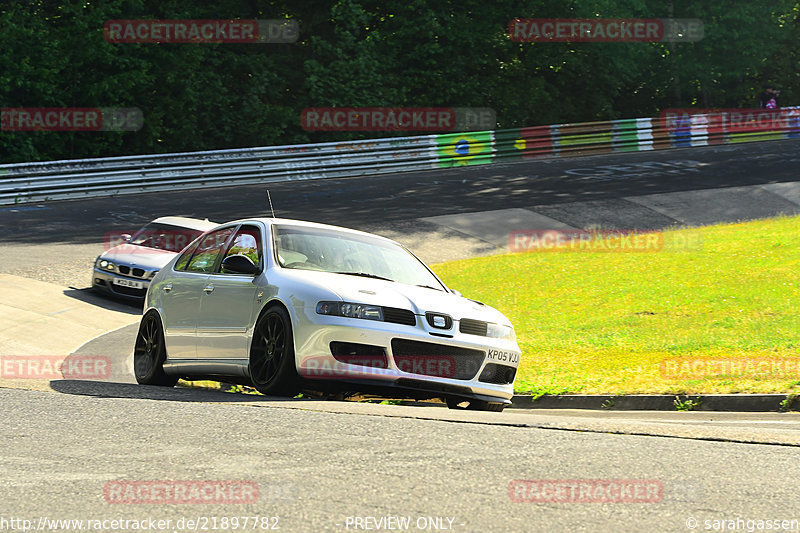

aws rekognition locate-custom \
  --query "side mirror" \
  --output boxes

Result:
[222,254,261,275]
[120,233,132,243]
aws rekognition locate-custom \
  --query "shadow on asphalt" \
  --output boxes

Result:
[48,379,300,403]
[62,287,143,314]
[46,379,442,409]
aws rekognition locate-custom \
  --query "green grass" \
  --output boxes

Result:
[431,215,800,395]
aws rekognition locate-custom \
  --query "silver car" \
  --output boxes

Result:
[134,218,521,411]
[92,216,217,301]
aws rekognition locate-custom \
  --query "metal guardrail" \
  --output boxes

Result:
[2,109,799,205]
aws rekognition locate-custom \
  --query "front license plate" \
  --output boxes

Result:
[486,349,520,365]
[113,278,144,289]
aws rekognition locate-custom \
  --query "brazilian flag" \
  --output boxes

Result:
[436,131,494,168]
[493,128,524,161]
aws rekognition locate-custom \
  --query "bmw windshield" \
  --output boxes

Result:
[130,223,205,252]
[274,225,446,290]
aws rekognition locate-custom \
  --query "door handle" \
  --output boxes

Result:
[203,283,214,294]
[163,283,173,293]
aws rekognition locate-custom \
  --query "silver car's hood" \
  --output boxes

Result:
[281,270,510,325]
[99,244,176,269]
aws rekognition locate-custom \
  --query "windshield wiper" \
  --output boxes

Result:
[333,271,395,282]
[416,284,444,291]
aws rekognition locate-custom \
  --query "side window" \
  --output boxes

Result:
[220,225,262,274]
[185,228,235,273]
[174,239,201,271]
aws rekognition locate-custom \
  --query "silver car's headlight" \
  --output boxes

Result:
[487,323,516,341]
[316,301,384,321]
[96,258,117,272]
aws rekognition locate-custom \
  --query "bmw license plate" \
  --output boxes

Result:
[113,278,144,289]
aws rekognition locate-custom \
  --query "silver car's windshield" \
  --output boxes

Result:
[130,223,205,252]
[274,225,445,290]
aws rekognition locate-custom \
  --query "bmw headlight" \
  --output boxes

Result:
[487,322,516,341]
[95,258,116,272]
[317,301,384,321]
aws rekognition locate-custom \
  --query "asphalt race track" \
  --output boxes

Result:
[3,139,800,532]
[2,139,800,245]
[4,385,800,532]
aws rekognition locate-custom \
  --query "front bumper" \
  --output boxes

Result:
[292,307,521,403]
[92,268,151,301]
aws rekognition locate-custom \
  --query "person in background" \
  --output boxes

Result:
[760,86,780,109]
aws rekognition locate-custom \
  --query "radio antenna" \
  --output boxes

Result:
[266,190,276,218]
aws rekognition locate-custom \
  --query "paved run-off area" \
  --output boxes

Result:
[3,141,800,531]
[3,385,800,532]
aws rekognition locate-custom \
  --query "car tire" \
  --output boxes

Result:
[445,397,505,412]
[133,311,178,386]
[249,304,301,397]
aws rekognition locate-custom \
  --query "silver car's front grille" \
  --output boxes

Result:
[390,339,484,380]
[382,307,416,326]
[117,265,149,278]
[459,318,488,336]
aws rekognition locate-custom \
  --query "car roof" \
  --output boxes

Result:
[226,217,401,246]
[151,216,218,231]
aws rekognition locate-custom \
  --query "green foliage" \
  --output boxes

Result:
[601,397,618,409]
[779,394,798,412]
[674,396,702,411]
[226,384,261,395]
[1,0,798,162]
[379,399,404,405]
